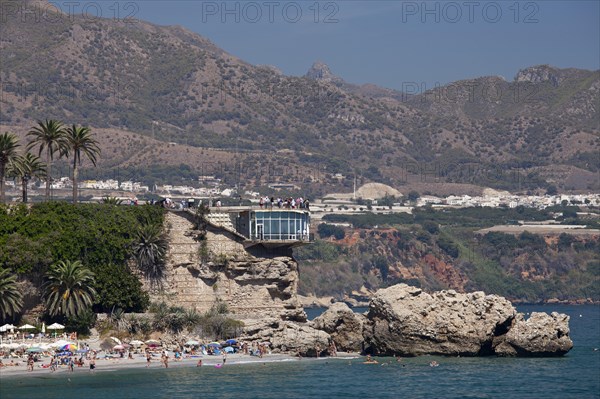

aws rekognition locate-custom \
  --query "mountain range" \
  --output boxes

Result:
[1,0,599,196]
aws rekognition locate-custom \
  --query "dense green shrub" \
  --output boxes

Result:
[437,236,459,258]
[317,223,346,240]
[0,202,162,314]
[93,263,150,313]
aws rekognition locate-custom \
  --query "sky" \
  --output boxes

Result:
[63,1,600,90]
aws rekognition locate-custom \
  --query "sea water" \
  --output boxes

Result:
[1,304,598,399]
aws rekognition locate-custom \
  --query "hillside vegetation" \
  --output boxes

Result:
[296,208,600,303]
[1,1,598,193]
[0,202,163,327]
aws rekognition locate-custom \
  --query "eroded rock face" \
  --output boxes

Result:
[361,284,573,357]
[364,284,517,356]
[242,318,330,357]
[151,212,306,322]
[311,302,366,352]
[494,312,573,356]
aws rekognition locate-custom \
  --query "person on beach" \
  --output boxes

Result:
[222,353,227,365]
[162,351,169,368]
[146,351,152,368]
[69,357,74,372]
[196,359,202,367]
[329,340,337,357]
[89,357,96,371]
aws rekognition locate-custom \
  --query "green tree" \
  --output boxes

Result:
[92,263,149,312]
[7,153,46,203]
[0,132,20,204]
[407,190,420,203]
[317,223,345,240]
[64,125,100,204]
[27,120,68,200]
[546,185,558,195]
[421,220,440,234]
[43,260,97,318]
[0,268,23,320]
[562,208,578,219]
[100,196,123,205]
[132,223,168,282]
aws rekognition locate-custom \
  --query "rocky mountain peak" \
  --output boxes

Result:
[515,65,564,86]
[305,61,343,83]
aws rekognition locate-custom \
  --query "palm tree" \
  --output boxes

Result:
[27,120,67,200]
[7,153,46,203]
[64,125,100,204]
[43,260,97,318]
[0,268,23,321]
[101,196,123,205]
[132,223,168,282]
[0,132,20,204]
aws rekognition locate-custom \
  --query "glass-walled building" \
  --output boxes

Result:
[236,210,310,242]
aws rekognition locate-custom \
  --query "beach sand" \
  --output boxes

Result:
[0,352,359,378]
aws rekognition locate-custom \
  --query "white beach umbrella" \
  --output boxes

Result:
[47,323,65,330]
[18,324,36,330]
[0,324,16,332]
[129,340,144,346]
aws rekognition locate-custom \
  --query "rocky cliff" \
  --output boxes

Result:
[145,211,306,322]
[150,213,572,358]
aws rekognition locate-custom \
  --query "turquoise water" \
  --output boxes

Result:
[2,304,599,399]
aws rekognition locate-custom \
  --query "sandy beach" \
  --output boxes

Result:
[0,351,359,378]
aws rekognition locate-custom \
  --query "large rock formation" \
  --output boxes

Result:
[305,61,343,84]
[242,319,330,357]
[311,302,366,352]
[147,212,306,322]
[494,312,573,356]
[154,213,573,358]
[362,284,572,357]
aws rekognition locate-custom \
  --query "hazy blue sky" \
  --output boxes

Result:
[95,1,600,90]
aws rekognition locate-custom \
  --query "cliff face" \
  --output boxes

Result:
[145,212,306,322]
[298,226,600,304]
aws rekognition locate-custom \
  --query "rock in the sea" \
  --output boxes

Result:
[311,302,366,352]
[364,284,516,356]
[362,284,573,357]
[494,312,573,356]
[242,319,330,357]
